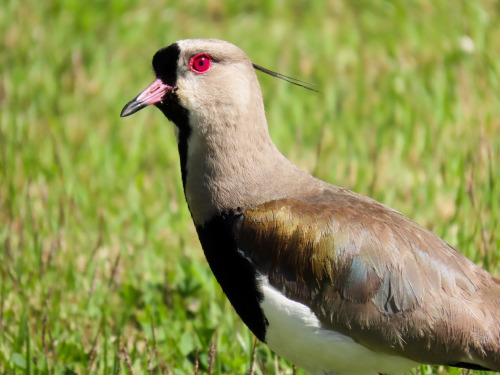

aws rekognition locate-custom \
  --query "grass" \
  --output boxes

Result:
[1,0,499,374]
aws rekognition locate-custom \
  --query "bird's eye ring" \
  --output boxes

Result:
[189,53,212,74]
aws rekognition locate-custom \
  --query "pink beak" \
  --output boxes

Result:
[121,78,173,117]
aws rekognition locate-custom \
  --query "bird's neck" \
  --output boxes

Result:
[177,116,317,226]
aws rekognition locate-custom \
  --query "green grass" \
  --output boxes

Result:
[1,0,500,374]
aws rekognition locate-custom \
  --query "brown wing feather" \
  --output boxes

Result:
[236,189,500,370]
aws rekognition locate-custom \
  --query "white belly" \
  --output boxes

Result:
[259,277,419,375]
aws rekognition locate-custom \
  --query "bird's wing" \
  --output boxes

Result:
[235,189,500,370]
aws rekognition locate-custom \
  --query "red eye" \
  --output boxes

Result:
[189,53,212,73]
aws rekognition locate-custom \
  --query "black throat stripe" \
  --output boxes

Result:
[156,99,190,190]
[151,42,191,190]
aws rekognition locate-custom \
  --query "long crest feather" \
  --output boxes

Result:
[253,63,318,92]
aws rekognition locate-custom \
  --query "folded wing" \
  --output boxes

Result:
[236,189,500,370]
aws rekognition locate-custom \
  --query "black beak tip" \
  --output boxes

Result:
[120,106,131,117]
[120,99,147,118]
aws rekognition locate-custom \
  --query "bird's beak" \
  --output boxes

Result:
[120,78,173,117]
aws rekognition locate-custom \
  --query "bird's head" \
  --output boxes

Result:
[121,39,265,135]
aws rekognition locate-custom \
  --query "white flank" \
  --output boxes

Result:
[259,277,418,375]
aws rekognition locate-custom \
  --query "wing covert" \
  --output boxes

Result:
[235,193,500,368]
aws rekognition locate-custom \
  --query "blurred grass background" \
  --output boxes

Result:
[1,0,500,374]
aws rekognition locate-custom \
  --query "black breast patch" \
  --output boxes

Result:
[195,213,268,342]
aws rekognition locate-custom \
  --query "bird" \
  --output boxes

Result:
[121,39,500,374]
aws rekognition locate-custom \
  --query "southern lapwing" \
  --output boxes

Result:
[121,39,500,374]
